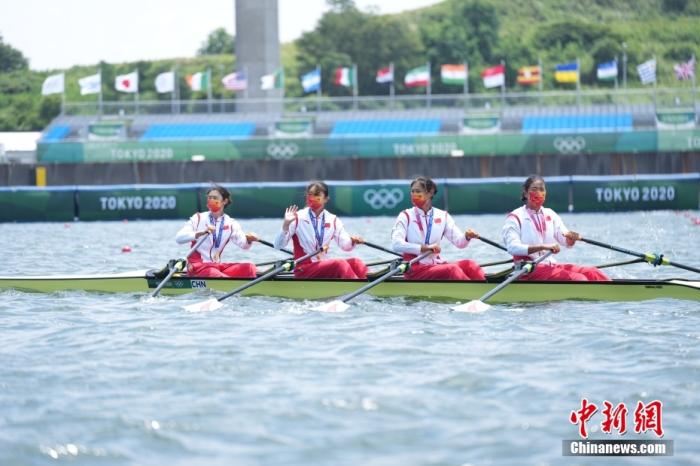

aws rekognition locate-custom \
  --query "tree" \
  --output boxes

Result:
[0,35,29,72]
[197,28,235,56]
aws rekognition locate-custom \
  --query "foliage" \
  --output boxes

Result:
[0,34,29,72]
[197,28,235,56]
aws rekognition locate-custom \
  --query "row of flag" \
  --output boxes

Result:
[41,58,696,96]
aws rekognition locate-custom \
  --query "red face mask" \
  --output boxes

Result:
[207,199,223,213]
[528,191,546,209]
[306,195,324,211]
[411,195,427,209]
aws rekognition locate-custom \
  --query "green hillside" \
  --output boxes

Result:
[0,0,698,131]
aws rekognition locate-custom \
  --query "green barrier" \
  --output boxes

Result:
[330,183,446,217]
[220,184,305,218]
[571,176,699,211]
[38,129,694,164]
[445,179,570,214]
[0,189,75,222]
[77,187,199,221]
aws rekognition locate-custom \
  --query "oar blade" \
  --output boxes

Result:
[312,300,350,313]
[452,300,491,313]
[183,298,224,313]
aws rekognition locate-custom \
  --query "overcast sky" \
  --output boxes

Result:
[0,0,439,71]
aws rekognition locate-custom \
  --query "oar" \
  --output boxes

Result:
[452,251,553,313]
[313,250,433,313]
[477,236,508,252]
[581,237,700,274]
[257,238,293,256]
[362,241,402,257]
[151,233,209,297]
[183,248,323,312]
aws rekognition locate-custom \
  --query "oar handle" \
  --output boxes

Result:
[257,238,293,256]
[151,232,210,297]
[218,248,324,302]
[478,251,553,303]
[581,237,700,274]
[478,236,508,252]
[362,241,402,257]
[336,250,433,304]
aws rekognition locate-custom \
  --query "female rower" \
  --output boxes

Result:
[501,175,610,281]
[175,185,258,278]
[274,181,368,279]
[391,176,485,280]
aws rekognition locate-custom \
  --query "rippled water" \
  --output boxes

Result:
[1,211,699,465]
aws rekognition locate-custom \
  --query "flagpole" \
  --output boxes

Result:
[652,55,658,113]
[538,57,543,106]
[61,79,66,115]
[500,59,506,108]
[174,67,180,115]
[622,42,628,89]
[390,62,395,109]
[98,67,103,116]
[352,63,358,110]
[426,61,431,109]
[135,70,140,115]
[243,65,249,100]
[576,58,581,108]
[207,68,213,114]
[692,54,697,116]
[614,56,619,91]
[219,64,225,113]
[315,65,322,113]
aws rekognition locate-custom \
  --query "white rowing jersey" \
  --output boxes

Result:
[391,207,470,265]
[273,207,355,261]
[175,211,251,263]
[502,205,570,264]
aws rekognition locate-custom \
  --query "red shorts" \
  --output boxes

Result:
[294,258,367,279]
[517,263,611,282]
[404,259,485,281]
[188,261,257,278]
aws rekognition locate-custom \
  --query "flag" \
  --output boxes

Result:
[301,68,321,93]
[154,71,175,93]
[115,71,138,93]
[481,64,505,88]
[222,71,247,91]
[376,66,393,83]
[517,66,541,85]
[404,65,430,88]
[79,73,101,95]
[261,68,284,90]
[637,59,656,85]
[596,61,618,81]
[440,64,467,85]
[41,73,64,95]
[186,71,209,91]
[555,62,579,83]
[674,58,695,81]
[334,67,354,87]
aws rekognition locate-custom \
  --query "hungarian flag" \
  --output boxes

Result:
[404,65,430,88]
[517,66,541,85]
[440,64,467,85]
[481,64,505,88]
[187,71,209,91]
[334,67,354,87]
[376,66,393,83]
[115,71,138,93]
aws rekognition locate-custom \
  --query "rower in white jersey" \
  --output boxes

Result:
[274,181,368,279]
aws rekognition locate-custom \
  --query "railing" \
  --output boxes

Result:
[60,87,699,117]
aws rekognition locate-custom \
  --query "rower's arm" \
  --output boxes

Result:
[391,214,421,256]
[274,217,296,250]
[333,217,354,252]
[175,215,198,244]
[443,213,469,249]
[502,215,529,257]
[551,210,571,247]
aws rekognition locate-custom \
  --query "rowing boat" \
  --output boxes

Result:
[1,270,698,303]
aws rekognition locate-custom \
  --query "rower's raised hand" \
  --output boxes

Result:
[282,205,298,231]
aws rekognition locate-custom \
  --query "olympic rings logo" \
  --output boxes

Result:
[266,142,299,160]
[553,136,586,154]
[363,188,404,210]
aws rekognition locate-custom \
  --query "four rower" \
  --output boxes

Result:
[274,181,368,279]
[176,177,613,282]
[502,175,611,282]
[391,176,485,280]
[175,185,259,278]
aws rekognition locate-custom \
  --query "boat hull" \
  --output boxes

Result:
[1,271,699,303]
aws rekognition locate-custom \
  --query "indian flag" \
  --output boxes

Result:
[440,64,467,85]
[187,71,209,91]
[334,67,354,87]
[404,65,430,88]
